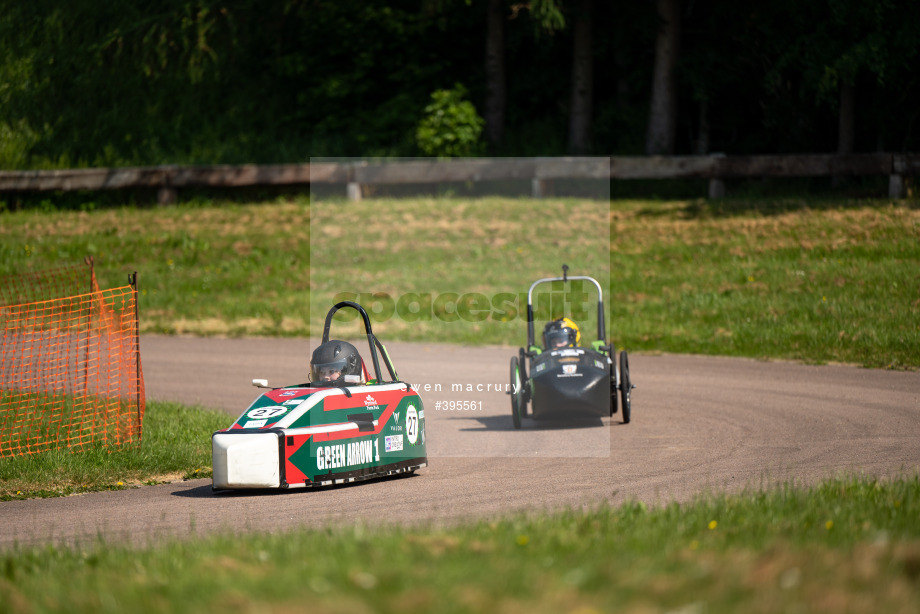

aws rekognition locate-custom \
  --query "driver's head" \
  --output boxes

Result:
[543,317,580,349]
[310,340,361,385]
[316,366,342,382]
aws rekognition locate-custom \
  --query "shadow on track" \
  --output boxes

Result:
[458,413,610,431]
[172,471,422,498]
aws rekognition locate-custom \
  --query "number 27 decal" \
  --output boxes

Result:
[406,405,419,444]
[246,406,288,419]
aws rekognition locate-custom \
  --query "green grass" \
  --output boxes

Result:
[0,474,918,613]
[1,195,917,367]
[611,199,920,369]
[0,198,314,336]
[1,195,918,610]
[0,401,227,500]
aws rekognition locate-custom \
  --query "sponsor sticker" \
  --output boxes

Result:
[594,360,606,370]
[244,419,267,428]
[553,349,585,357]
[557,364,584,378]
[535,363,547,373]
[385,434,404,452]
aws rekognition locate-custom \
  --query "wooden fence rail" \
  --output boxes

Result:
[1,154,917,203]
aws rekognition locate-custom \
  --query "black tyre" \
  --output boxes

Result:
[607,345,618,415]
[510,356,523,429]
[619,350,632,424]
[518,347,530,416]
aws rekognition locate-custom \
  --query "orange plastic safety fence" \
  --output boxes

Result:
[0,285,145,457]
[0,260,99,307]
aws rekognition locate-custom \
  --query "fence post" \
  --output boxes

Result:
[347,182,363,201]
[708,153,726,198]
[157,185,177,205]
[82,256,95,395]
[890,154,906,199]
[129,272,143,440]
[889,174,905,199]
[532,178,550,198]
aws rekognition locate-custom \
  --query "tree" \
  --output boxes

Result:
[762,0,920,153]
[567,0,593,154]
[527,0,596,155]
[484,0,506,150]
[645,0,680,155]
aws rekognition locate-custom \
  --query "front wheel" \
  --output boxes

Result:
[518,347,530,415]
[619,351,632,424]
[510,356,523,429]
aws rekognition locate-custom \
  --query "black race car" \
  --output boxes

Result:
[509,265,633,428]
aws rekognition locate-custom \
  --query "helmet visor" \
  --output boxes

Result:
[545,329,573,348]
[312,358,348,382]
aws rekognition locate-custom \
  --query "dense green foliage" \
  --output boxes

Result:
[2,475,918,612]
[416,84,485,157]
[1,0,919,168]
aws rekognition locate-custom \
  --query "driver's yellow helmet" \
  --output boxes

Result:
[543,317,581,348]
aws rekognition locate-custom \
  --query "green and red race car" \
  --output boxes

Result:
[212,301,427,490]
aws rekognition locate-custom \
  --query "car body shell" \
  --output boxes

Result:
[212,300,427,490]
[212,381,426,489]
[528,347,611,420]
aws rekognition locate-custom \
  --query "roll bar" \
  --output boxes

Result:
[322,301,398,383]
[526,264,606,348]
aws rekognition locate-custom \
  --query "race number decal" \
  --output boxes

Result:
[246,406,288,420]
[406,405,419,445]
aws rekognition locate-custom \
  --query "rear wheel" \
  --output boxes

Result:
[510,356,523,429]
[607,345,618,415]
[619,351,632,424]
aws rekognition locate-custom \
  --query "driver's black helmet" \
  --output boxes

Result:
[542,317,580,349]
[310,340,362,385]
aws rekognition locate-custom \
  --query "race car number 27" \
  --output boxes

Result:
[406,405,419,445]
[246,406,288,420]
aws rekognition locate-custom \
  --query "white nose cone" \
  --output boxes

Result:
[212,432,281,489]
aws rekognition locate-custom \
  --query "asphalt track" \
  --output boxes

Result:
[3,336,919,550]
